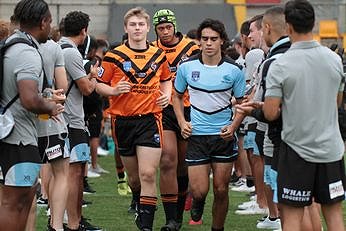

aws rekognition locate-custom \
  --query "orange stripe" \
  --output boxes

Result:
[140,199,157,206]
[162,198,178,203]
[161,194,178,203]
[154,113,163,148]
[111,117,120,151]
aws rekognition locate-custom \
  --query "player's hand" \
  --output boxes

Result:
[220,124,235,141]
[51,89,66,104]
[179,120,192,139]
[113,77,131,96]
[89,60,100,79]
[156,90,169,108]
[50,103,64,116]
[235,101,263,116]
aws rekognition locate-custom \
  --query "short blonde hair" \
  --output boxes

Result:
[124,7,150,26]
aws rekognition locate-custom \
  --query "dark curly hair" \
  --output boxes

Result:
[197,18,230,54]
[64,11,90,37]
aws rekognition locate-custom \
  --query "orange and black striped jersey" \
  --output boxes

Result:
[152,34,200,107]
[98,43,171,117]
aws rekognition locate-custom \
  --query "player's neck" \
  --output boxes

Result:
[128,39,147,50]
[161,35,180,47]
[202,52,222,66]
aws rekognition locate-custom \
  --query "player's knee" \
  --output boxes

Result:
[140,168,156,183]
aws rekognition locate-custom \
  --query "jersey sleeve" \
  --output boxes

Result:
[55,44,65,67]
[160,55,172,82]
[98,52,116,84]
[64,48,86,81]
[233,68,246,99]
[174,63,188,94]
[265,61,284,98]
[14,46,41,84]
[187,44,200,57]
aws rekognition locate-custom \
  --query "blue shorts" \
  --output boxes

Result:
[264,154,278,203]
[0,142,41,187]
[243,131,260,155]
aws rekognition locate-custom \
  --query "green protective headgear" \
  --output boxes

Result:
[153,9,177,32]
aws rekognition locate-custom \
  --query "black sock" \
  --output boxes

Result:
[246,175,255,187]
[132,190,140,204]
[177,175,189,221]
[138,196,157,229]
[161,194,178,223]
[211,227,224,231]
[117,172,125,179]
[269,216,279,221]
[116,166,125,179]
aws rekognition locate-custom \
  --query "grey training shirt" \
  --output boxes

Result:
[266,40,345,163]
[1,30,43,146]
[37,39,68,137]
[58,37,87,129]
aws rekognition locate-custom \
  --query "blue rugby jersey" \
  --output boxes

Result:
[174,55,245,135]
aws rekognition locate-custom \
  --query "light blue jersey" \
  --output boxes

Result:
[175,55,245,135]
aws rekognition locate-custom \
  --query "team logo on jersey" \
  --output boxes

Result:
[97,67,104,77]
[136,72,147,78]
[153,134,160,144]
[169,66,177,73]
[123,61,132,72]
[181,54,188,62]
[191,71,200,81]
[150,62,157,71]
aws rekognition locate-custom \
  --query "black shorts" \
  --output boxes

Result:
[85,110,103,138]
[67,127,90,163]
[112,113,162,156]
[0,142,41,186]
[38,133,69,163]
[162,105,190,139]
[236,123,246,137]
[271,138,281,172]
[255,129,265,156]
[277,142,346,206]
[186,135,237,166]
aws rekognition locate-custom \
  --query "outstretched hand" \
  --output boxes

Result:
[113,77,132,96]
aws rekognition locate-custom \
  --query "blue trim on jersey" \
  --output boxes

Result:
[175,56,245,135]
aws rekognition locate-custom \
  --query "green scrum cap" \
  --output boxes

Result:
[153,9,177,32]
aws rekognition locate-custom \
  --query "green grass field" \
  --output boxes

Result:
[36,155,346,231]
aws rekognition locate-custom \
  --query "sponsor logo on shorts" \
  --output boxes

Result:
[24,175,31,183]
[329,180,344,199]
[281,188,311,202]
[45,144,62,160]
[154,134,160,144]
